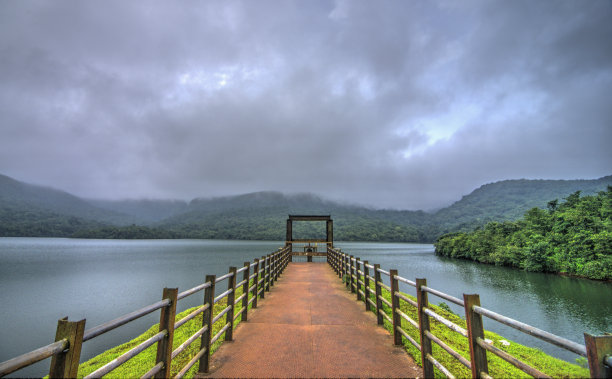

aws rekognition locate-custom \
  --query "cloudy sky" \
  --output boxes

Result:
[0,1,610,210]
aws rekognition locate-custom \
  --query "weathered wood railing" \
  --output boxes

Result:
[0,246,291,378]
[326,246,611,379]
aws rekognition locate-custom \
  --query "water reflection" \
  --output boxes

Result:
[0,238,610,376]
[335,241,612,362]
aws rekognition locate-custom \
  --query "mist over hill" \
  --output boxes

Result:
[1,173,610,241]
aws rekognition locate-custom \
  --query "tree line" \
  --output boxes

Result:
[434,188,611,280]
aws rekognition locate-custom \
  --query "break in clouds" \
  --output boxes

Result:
[0,1,610,209]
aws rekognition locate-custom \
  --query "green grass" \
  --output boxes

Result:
[351,278,589,378]
[72,266,588,378]
[74,278,259,378]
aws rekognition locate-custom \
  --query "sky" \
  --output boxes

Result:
[0,1,611,210]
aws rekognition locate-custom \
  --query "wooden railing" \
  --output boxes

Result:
[0,246,291,378]
[326,246,612,379]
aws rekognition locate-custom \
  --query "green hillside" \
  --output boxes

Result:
[0,174,136,225]
[432,176,612,234]
[1,173,611,242]
[435,188,612,280]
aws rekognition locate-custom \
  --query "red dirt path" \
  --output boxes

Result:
[198,262,421,378]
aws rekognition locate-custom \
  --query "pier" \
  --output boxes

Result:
[1,215,610,378]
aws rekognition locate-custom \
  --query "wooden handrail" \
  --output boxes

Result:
[324,247,604,379]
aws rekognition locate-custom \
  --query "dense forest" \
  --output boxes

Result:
[434,188,612,280]
[1,173,611,244]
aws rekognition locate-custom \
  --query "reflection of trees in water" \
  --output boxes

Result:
[446,256,612,334]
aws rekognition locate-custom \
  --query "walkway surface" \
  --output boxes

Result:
[200,262,421,378]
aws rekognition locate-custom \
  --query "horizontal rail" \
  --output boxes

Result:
[84,330,166,378]
[378,295,392,308]
[175,346,207,379]
[426,353,455,379]
[172,325,208,359]
[422,286,464,307]
[215,272,234,283]
[234,293,246,305]
[379,309,392,324]
[396,326,421,351]
[376,268,390,277]
[210,323,231,345]
[425,330,470,369]
[0,340,67,377]
[473,305,587,356]
[83,299,170,342]
[175,304,208,330]
[212,305,232,325]
[236,266,248,274]
[396,308,419,330]
[141,361,164,379]
[395,292,417,308]
[394,275,416,287]
[476,337,549,378]
[214,288,233,304]
[177,281,212,301]
[233,307,246,321]
[366,298,376,309]
[423,307,468,338]
[377,281,391,292]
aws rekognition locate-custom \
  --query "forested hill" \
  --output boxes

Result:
[1,173,611,241]
[432,176,612,235]
[434,188,612,280]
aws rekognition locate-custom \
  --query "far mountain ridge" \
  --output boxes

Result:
[1,173,610,241]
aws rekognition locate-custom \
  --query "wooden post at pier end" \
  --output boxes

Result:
[48,318,85,379]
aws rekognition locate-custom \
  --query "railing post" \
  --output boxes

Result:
[275,250,281,280]
[374,264,383,325]
[390,269,402,346]
[48,318,86,378]
[364,260,370,311]
[265,254,271,292]
[464,293,489,378]
[198,275,215,374]
[349,255,355,293]
[242,262,251,322]
[356,258,362,301]
[331,248,338,274]
[345,253,350,287]
[225,267,237,341]
[269,252,275,287]
[584,333,612,378]
[252,259,260,308]
[155,287,178,378]
[417,279,434,378]
[260,256,266,299]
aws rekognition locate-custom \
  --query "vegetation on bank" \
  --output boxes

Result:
[435,188,612,280]
[3,173,611,243]
[72,279,588,378]
[371,284,588,378]
[71,285,252,378]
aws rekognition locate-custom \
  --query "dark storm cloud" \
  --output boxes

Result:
[0,1,610,209]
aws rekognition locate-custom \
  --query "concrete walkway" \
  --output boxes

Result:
[199,262,421,378]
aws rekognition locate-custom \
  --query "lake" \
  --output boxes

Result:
[1,238,610,377]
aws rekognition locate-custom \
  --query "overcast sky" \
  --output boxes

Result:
[0,1,610,210]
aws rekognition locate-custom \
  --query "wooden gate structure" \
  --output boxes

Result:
[285,215,333,261]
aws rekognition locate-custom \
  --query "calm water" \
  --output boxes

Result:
[0,238,610,376]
